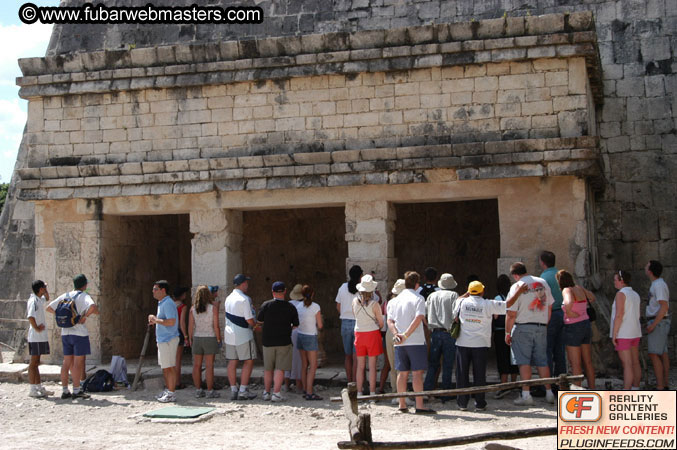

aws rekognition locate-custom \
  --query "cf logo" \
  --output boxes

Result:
[559,392,602,422]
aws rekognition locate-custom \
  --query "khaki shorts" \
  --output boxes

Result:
[192,336,219,355]
[263,345,292,372]
[157,336,180,369]
[225,340,257,361]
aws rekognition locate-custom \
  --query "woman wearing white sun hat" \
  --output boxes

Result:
[352,274,384,397]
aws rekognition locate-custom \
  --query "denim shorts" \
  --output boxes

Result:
[297,333,319,351]
[647,319,670,355]
[510,323,547,367]
[341,319,356,355]
[61,334,91,356]
[563,320,592,347]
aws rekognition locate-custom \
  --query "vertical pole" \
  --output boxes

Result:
[347,382,358,415]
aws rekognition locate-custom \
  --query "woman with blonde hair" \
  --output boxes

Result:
[295,284,323,400]
[352,274,384,398]
[611,270,641,390]
[189,285,221,398]
[556,270,595,388]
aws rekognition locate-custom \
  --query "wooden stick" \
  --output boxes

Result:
[342,383,362,442]
[337,426,557,449]
[330,375,584,402]
[131,325,151,391]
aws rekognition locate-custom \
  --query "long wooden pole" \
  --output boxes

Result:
[337,426,557,449]
[131,324,151,391]
[330,374,584,402]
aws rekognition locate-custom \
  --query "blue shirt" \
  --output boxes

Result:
[156,296,179,343]
[540,267,563,311]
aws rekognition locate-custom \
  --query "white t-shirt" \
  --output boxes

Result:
[454,295,506,348]
[335,283,357,320]
[647,278,669,317]
[611,286,641,339]
[27,293,48,342]
[296,301,321,335]
[507,275,554,324]
[387,289,426,346]
[224,289,254,346]
[48,290,94,337]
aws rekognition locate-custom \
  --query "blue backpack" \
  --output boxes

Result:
[82,369,115,392]
[55,292,83,328]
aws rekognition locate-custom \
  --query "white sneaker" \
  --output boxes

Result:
[39,386,54,396]
[158,391,176,403]
[514,394,534,406]
[238,389,257,400]
[262,391,271,401]
[271,392,284,402]
[156,389,168,400]
[545,390,555,404]
[29,389,46,398]
[195,388,205,398]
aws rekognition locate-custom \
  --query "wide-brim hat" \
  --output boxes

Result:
[468,280,485,295]
[438,273,457,290]
[289,284,303,300]
[391,279,405,295]
[357,274,377,292]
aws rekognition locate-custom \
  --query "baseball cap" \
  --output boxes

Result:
[468,280,485,295]
[233,274,251,286]
[272,281,286,292]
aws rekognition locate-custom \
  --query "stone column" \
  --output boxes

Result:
[345,201,398,295]
[190,209,243,292]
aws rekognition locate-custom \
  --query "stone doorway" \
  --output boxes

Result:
[100,214,192,360]
[241,207,348,359]
[394,199,501,298]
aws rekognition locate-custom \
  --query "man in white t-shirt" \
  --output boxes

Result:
[505,262,555,406]
[46,274,99,400]
[454,281,507,411]
[645,260,670,390]
[224,273,258,401]
[26,280,52,398]
[387,271,435,414]
[335,265,363,383]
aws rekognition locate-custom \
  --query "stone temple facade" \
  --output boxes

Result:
[0,0,674,369]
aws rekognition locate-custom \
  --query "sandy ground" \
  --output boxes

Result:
[0,379,560,450]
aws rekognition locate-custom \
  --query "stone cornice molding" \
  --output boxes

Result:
[17,12,603,104]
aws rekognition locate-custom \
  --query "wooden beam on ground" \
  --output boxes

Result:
[330,375,584,402]
[337,426,557,449]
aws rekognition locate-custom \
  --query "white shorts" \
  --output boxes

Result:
[157,336,180,369]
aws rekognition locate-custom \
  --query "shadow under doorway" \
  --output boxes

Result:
[100,213,192,362]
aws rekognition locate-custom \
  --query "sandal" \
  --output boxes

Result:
[305,393,323,400]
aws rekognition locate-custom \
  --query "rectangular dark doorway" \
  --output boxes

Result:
[394,200,500,298]
[100,214,192,360]
[242,207,348,359]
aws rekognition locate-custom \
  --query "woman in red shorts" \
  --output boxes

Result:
[352,274,384,397]
[610,270,641,389]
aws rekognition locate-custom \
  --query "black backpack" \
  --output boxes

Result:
[82,369,115,392]
[419,283,437,300]
[55,292,83,328]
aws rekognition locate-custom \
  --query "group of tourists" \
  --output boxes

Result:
[24,253,670,409]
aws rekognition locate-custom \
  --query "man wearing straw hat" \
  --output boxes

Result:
[423,273,459,397]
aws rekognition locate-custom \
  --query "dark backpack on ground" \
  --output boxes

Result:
[82,369,115,392]
[55,292,83,328]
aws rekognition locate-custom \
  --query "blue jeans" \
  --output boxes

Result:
[547,309,567,376]
[423,329,456,391]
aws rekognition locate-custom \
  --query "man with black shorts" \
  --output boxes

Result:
[26,280,53,398]
[46,274,99,400]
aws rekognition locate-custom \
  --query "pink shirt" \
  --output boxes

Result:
[564,299,588,325]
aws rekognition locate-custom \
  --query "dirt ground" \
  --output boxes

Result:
[0,380,560,450]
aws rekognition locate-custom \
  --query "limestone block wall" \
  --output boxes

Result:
[33,199,103,363]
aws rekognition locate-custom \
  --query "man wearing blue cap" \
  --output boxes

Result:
[257,281,299,402]
[224,274,257,400]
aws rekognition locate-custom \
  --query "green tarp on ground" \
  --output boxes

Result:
[143,406,215,419]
